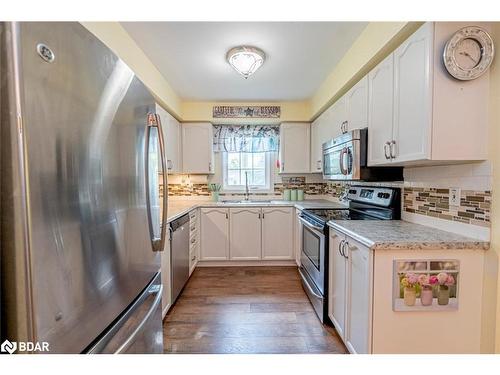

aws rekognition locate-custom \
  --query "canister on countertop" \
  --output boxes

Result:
[297,189,304,201]
[290,189,298,201]
[283,189,291,201]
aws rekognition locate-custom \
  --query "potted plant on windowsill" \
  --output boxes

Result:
[418,274,435,306]
[401,272,419,306]
[208,183,222,202]
[437,272,455,305]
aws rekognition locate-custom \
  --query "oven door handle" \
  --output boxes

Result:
[298,267,323,300]
[298,216,324,233]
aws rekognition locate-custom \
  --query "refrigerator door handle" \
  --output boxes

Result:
[114,284,163,354]
[145,113,168,252]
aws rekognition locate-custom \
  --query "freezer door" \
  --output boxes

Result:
[4,22,163,353]
[87,272,163,354]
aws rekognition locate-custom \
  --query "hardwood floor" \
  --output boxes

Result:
[163,266,347,354]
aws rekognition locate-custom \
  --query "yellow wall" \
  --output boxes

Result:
[489,24,500,353]
[310,22,423,119]
[181,101,311,124]
[80,22,182,119]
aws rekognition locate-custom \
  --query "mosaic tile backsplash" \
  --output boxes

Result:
[403,187,491,227]
[164,179,492,228]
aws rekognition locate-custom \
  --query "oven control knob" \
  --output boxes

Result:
[377,192,384,198]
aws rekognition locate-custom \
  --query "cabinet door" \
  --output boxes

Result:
[156,103,181,174]
[182,123,214,174]
[200,208,229,260]
[279,123,310,173]
[261,207,294,260]
[328,229,347,339]
[367,54,395,166]
[229,208,262,260]
[294,209,303,266]
[328,96,347,139]
[393,22,433,163]
[345,76,368,132]
[345,237,372,354]
[310,118,323,172]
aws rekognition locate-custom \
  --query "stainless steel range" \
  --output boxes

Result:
[298,186,401,323]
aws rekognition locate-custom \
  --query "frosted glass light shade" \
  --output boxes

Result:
[226,46,265,79]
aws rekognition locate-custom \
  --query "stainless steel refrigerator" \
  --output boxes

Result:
[0,22,168,353]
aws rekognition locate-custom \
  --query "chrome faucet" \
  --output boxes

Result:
[244,171,250,201]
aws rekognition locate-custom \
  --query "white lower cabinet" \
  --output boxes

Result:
[229,208,262,260]
[328,229,347,339]
[345,237,372,354]
[262,207,294,260]
[328,227,372,354]
[200,208,229,260]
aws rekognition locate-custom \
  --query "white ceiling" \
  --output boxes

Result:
[121,22,367,101]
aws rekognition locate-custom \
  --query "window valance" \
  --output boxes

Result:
[212,124,280,153]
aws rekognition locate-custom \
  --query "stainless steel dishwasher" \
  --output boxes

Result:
[170,213,190,304]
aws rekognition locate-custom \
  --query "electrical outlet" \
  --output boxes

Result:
[449,187,461,206]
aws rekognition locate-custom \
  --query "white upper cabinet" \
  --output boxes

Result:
[329,96,347,138]
[261,207,294,260]
[310,117,323,173]
[368,22,489,166]
[345,76,368,133]
[156,104,182,174]
[393,22,433,163]
[229,208,262,260]
[200,208,229,260]
[182,122,214,174]
[367,54,395,166]
[279,122,310,173]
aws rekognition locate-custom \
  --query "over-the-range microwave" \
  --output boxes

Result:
[322,128,403,181]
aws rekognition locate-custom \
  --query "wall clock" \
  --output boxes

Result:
[443,26,495,80]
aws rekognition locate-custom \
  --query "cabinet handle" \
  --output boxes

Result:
[262,213,265,219]
[342,241,349,259]
[339,240,345,257]
[389,140,396,159]
[225,212,228,219]
[208,162,212,172]
[167,160,173,170]
[191,255,196,261]
[384,142,391,160]
[258,213,261,219]
[281,161,285,172]
[317,160,322,170]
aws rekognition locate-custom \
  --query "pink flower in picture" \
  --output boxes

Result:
[429,275,439,285]
[437,272,449,285]
[418,274,429,286]
[406,272,418,285]
[445,274,455,286]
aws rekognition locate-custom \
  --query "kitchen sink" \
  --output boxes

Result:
[220,199,274,204]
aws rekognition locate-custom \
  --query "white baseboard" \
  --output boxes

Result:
[402,211,490,241]
[197,260,297,267]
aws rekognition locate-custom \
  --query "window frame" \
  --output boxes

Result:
[222,151,272,193]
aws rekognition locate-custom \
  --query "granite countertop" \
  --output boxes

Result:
[327,220,490,251]
[166,198,347,223]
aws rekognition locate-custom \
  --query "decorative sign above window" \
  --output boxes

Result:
[213,105,281,119]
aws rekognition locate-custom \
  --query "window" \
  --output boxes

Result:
[223,151,271,191]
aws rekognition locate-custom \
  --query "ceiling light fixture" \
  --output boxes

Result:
[226,46,265,79]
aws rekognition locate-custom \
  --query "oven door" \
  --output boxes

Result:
[299,216,325,295]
